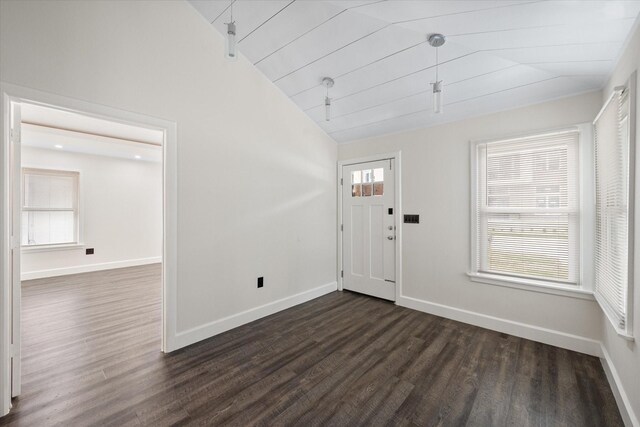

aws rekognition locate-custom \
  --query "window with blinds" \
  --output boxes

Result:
[594,87,633,336]
[21,168,79,247]
[473,130,580,285]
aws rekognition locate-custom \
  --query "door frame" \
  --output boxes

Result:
[0,82,179,416]
[337,152,402,302]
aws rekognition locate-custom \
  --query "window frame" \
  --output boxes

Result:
[469,124,595,299]
[593,84,636,340]
[20,167,81,249]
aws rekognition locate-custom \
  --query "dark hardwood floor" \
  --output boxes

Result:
[1,264,623,426]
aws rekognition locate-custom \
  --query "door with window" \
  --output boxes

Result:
[342,159,395,301]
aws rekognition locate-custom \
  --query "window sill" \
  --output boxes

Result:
[21,243,85,253]
[467,272,595,301]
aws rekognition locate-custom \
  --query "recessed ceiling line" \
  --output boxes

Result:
[274,19,617,98]
[482,40,621,52]
[252,0,387,66]
[254,10,347,65]
[259,1,547,89]
[523,60,613,64]
[303,51,479,111]
[289,40,426,98]
[273,23,393,82]
[299,38,616,111]
[210,0,236,24]
[393,0,544,25]
[327,76,563,135]
[328,65,521,120]
[238,0,296,44]
[447,16,637,38]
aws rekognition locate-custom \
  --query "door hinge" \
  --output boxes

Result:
[340,224,343,231]
[340,178,343,185]
[341,270,343,278]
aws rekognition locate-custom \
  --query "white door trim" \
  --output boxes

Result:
[337,151,402,302]
[0,82,179,416]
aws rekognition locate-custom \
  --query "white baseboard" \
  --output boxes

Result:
[600,344,639,427]
[396,295,603,357]
[21,257,162,280]
[172,281,338,351]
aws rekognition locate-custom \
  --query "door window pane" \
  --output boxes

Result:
[351,171,362,197]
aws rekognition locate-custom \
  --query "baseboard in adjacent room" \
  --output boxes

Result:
[600,345,639,427]
[171,281,338,351]
[21,257,162,280]
[396,295,603,357]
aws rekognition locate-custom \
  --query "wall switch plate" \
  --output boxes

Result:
[257,277,264,288]
[86,248,95,255]
[404,214,419,224]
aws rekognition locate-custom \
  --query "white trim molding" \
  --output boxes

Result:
[0,82,178,416]
[396,294,603,357]
[600,344,639,427]
[467,272,595,301]
[172,282,337,350]
[20,257,162,281]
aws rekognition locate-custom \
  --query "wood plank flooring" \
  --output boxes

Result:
[1,264,623,426]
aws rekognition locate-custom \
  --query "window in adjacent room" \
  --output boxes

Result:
[471,129,580,286]
[21,168,79,247]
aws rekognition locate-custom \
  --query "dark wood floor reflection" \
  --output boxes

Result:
[1,265,623,426]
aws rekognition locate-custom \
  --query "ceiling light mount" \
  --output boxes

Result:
[322,77,335,121]
[428,33,446,114]
[224,0,237,61]
[427,33,446,48]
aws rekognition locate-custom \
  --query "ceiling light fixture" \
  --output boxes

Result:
[54,144,63,149]
[428,33,446,114]
[322,77,334,121]
[134,155,142,159]
[225,1,237,61]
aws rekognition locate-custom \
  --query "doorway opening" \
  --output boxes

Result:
[1,85,177,416]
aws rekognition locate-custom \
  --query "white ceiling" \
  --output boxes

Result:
[21,103,164,145]
[21,104,162,162]
[190,0,640,143]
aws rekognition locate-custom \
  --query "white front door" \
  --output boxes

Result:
[342,159,396,301]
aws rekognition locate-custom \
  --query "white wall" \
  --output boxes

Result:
[0,0,337,347]
[601,20,640,426]
[20,145,162,279]
[339,91,605,350]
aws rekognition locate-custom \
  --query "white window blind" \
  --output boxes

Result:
[594,87,633,336]
[21,168,79,246]
[473,130,580,284]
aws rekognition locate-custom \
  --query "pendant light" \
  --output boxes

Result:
[225,1,237,61]
[322,77,334,121]
[428,33,446,114]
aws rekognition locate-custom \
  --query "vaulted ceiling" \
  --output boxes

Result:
[189,0,640,143]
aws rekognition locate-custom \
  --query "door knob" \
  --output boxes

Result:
[387,236,394,240]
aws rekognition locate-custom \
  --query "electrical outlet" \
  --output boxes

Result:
[257,277,264,288]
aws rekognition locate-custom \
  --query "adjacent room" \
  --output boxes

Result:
[0,0,639,426]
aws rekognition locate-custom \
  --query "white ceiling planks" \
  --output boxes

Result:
[189,0,640,142]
